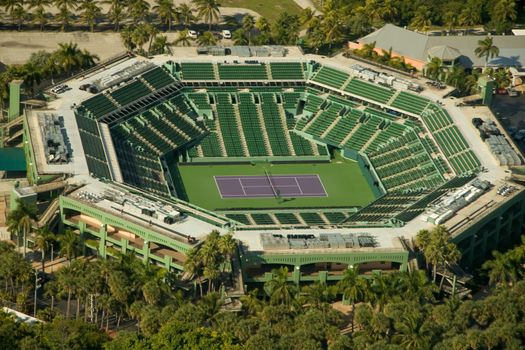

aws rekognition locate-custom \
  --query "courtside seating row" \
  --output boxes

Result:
[225,211,350,226]
[346,193,423,223]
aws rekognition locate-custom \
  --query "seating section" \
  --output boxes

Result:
[81,94,118,118]
[238,93,268,156]
[312,66,349,89]
[300,212,325,225]
[270,62,305,80]
[226,214,251,225]
[110,80,151,106]
[216,94,245,157]
[390,91,430,115]
[344,78,395,104]
[141,67,175,90]
[421,104,481,175]
[218,64,269,80]
[251,213,276,225]
[324,212,347,224]
[260,93,293,156]
[180,62,216,80]
[347,193,423,223]
[186,93,212,110]
[368,132,445,192]
[274,213,301,225]
[76,113,112,179]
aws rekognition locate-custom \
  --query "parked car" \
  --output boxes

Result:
[221,30,232,39]
[51,84,66,93]
[79,83,91,91]
[188,30,199,39]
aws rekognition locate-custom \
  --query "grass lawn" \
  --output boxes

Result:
[173,158,376,211]
[220,0,303,22]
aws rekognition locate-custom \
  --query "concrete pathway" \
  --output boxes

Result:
[293,0,320,14]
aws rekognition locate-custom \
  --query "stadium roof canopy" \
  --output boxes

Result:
[357,24,525,68]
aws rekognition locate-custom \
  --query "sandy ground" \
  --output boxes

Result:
[0,0,261,65]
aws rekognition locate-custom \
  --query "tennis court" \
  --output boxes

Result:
[215,174,327,198]
[172,156,377,210]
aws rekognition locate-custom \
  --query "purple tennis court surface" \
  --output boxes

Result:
[214,175,327,198]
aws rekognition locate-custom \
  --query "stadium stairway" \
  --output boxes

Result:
[294,213,307,225]
[106,93,121,108]
[339,119,362,147]
[265,64,273,80]
[138,76,156,92]
[233,104,251,156]
[255,103,274,156]
[361,129,382,151]
[320,114,343,139]
[212,113,228,156]
[277,104,296,156]
[212,64,220,80]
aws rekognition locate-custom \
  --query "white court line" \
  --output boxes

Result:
[293,177,304,195]
[238,178,247,195]
[315,174,329,197]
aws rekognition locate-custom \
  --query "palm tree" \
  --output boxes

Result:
[120,26,135,50]
[55,42,82,73]
[78,0,102,32]
[34,226,55,272]
[242,14,255,44]
[103,0,125,32]
[12,3,28,31]
[218,232,237,273]
[54,0,77,31]
[59,229,79,264]
[410,6,432,33]
[232,28,247,45]
[301,281,337,311]
[417,225,461,282]
[391,313,432,349]
[131,23,150,53]
[459,0,482,34]
[3,0,21,25]
[153,0,178,31]
[425,57,445,81]
[21,61,42,95]
[264,267,297,307]
[127,0,150,24]
[193,0,220,31]
[337,266,367,329]
[7,199,37,258]
[177,3,195,28]
[482,251,521,286]
[239,288,264,315]
[322,11,344,49]
[56,263,76,318]
[490,0,517,34]
[174,29,193,46]
[79,49,99,69]
[197,31,217,46]
[31,4,49,31]
[475,36,500,70]
[150,35,171,55]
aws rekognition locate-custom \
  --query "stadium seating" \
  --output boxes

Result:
[260,94,293,156]
[368,132,445,192]
[420,104,480,175]
[274,213,301,225]
[200,133,224,157]
[238,93,269,156]
[269,62,305,80]
[251,213,276,225]
[226,214,251,225]
[343,115,382,151]
[82,94,118,118]
[141,67,175,90]
[110,80,151,106]
[218,64,269,80]
[390,91,430,115]
[180,62,216,80]
[186,93,212,110]
[344,78,395,104]
[312,66,350,89]
[215,94,245,157]
[324,212,347,224]
[300,212,325,225]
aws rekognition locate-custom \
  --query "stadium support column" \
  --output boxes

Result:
[143,241,150,264]
[293,265,301,284]
[98,226,107,258]
[8,80,22,121]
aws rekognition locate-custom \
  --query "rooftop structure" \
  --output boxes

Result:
[349,24,525,70]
